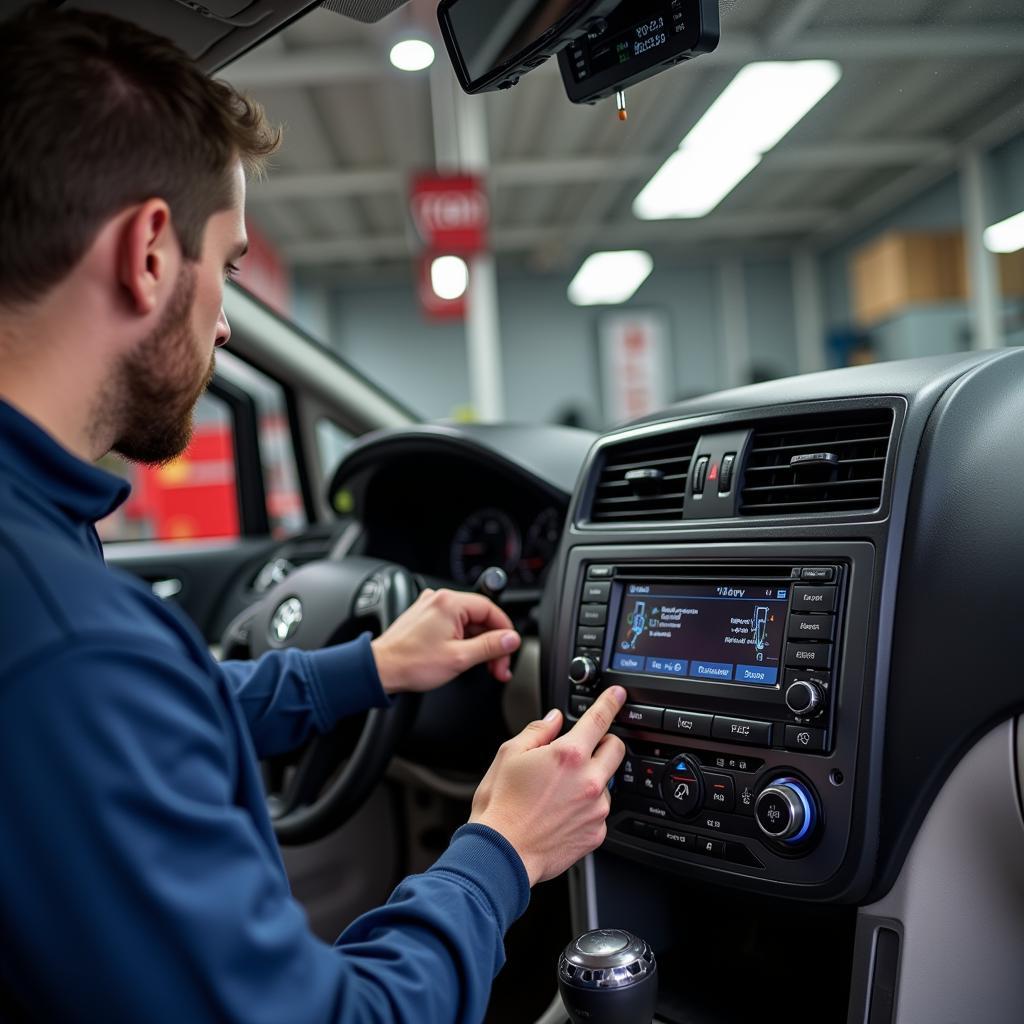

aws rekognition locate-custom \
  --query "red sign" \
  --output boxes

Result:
[416,254,467,322]
[410,173,489,254]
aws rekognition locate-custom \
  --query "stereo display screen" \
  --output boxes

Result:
[609,581,789,687]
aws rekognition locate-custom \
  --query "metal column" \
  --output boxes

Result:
[793,249,827,374]
[960,149,1004,350]
[718,260,750,389]
[429,64,505,421]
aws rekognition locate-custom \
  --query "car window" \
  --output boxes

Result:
[97,391,239,543]
[98,351,305,543]
[214,351,306,538]
[316,418,355,481]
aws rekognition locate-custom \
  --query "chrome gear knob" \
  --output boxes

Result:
[557,929,658,1024]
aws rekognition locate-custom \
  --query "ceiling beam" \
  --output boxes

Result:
[815,99,1024,246]
[224,27,1024,89]
[248,140,952,202]
[281,208,836,265]
[768,0,830,49]
[781,27,1024,61]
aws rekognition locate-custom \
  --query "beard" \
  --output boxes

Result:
[110,264,216,466]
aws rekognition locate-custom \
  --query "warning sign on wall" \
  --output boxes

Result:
[598,313,672,424]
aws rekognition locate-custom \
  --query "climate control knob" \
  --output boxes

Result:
[785,680,823,718]
[568,656,599,686]
[754,778,817,845]
[660,754,703,819]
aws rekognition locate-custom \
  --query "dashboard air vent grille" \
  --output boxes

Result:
[590,432,698,523]
[740,410,894,516]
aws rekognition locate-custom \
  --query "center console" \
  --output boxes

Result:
[552,541,875,894]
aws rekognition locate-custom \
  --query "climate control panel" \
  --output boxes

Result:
[614,745,821,869]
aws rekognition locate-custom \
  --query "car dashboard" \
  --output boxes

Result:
[318,353,1024,1021]
[534,348,1024,1022]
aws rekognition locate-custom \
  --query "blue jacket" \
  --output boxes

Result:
[0,399,529,1022]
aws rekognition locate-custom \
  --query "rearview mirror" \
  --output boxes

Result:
[437,0,618,95]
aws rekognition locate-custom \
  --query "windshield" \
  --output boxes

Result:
[226,0,1024,430]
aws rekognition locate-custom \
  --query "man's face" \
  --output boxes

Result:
[112,164,248,465]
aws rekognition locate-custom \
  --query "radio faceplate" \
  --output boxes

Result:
[572,562,844,757]
[553,544,873,891]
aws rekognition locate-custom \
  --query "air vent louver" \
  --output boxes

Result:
[590,432,698,523]
[740,410,894,516]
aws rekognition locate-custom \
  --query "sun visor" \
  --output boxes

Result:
[319,0,410,23]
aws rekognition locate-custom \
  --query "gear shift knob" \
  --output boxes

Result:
[557,929,658,1024]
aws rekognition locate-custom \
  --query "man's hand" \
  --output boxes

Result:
[371,588,521,696]
[469,686,628,886]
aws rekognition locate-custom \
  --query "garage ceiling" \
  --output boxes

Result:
[218,0,1024,276]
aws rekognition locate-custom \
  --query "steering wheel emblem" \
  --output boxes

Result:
[269,597,303,645]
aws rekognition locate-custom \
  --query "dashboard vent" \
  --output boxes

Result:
[740,410,894,516]
[590,432,698,523]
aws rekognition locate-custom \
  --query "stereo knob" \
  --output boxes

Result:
[785,680,823,718]
[754,778,817,844]
[569,656,599,686]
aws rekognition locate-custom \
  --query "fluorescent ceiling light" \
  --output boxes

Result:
[635,60,841,220]
[984,210,1024,254]
[390,39,435,72]
[568,251,654,306]
[634,149,761,220]
[685,60,842,155]
[431,256,469,300]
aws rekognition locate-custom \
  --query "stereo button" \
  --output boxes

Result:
[582,581,611,602]
[577,626,605,647]
[786,643,833,669]
[800,567,835,582]
[663,710,713,738]
[579,604,607,626]
[617,704,664,730]
[788,614,836,641]
[569,697,594,719]
[784,725,827,752]
[587,565,614,578]
[712,716,772,747]
[612,653,644,672]
[792,586,837,613]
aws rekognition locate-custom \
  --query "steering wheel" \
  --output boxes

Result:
[238,556,420,845]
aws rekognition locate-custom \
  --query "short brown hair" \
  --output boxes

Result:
[0,6,281,306]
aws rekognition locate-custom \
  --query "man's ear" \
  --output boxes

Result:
[117,200,178,316]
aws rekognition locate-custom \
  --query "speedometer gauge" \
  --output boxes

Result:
[450,508,521,585]
[519,507,562,585]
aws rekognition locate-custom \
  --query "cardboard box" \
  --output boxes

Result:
[851,231,967,327]
[999,249,1024,298]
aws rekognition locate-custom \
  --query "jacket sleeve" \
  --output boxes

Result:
[218,632,391,757]
[0,636,529,1024]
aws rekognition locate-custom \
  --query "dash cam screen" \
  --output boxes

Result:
[609,581,789,687]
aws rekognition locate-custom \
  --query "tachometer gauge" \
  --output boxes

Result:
[519,507,562,585]
[450,508,521,585]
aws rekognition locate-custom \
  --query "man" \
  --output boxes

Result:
[0,8,626,1022]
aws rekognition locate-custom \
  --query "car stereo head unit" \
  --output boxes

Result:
[570,562,844,755]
